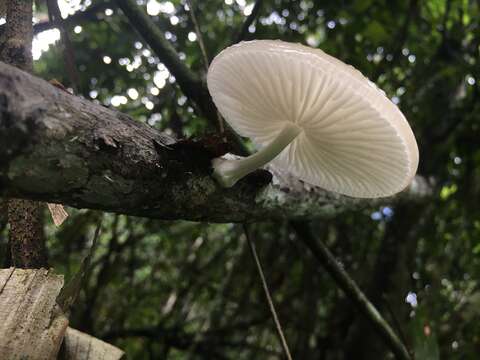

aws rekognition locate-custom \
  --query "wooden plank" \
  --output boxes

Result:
[60,328,124,360]
[0,268,69,359]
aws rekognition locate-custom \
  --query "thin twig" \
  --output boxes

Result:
[185,0,209,72]
[118,0,248,153]
[243,224,293,360]
[46,0,80,92]
[372,0,417,81]
[185,0,224,134]
[57,218,103,313]
[33,1,113,35]
[117,0,238,142]
[382,294,411,353]
[233,0,264,44]
[441,0,452,43]
[117,0,204,107]
[290,221,412,360]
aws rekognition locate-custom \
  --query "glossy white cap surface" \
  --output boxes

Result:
[207,40,419,198]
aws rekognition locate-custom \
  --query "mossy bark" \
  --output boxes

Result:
[0,62,431,223]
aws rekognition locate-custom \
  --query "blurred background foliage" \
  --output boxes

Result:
[1,0,480,358]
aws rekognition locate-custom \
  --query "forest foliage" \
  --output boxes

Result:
[1,0,480,358]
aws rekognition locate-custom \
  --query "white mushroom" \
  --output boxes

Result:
[207,40,419,198]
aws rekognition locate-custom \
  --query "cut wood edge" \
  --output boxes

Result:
[48,203,69,226]
[60,327,124,360]
[0,268,69,360]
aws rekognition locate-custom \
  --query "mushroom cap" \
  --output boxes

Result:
[207,40,419,198]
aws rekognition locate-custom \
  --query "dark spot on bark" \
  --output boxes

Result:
[152,138,172,153]
[24,108,44,132]
[0,177,6,194]
[0,94,12,127]
[0,95,43,168]
[168,137,219,171]
[243,169,272,187]
[0,94,21,166]
[171,134,232,160]
[5,45,28,67]
[198,133,232,157]
[93,132,119,152]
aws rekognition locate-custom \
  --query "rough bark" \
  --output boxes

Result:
[0,62,432,223]
[0,268,69,359]
[0,1,5,18]
[1,0,48,269]
[8,199,48,267]
[60,328,124,360]
[0,0,33,71]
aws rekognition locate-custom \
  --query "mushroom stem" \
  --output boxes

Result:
[212,122,302,187]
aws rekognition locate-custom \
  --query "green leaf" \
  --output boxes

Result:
[364,21,389,43]
[354,0,374,12]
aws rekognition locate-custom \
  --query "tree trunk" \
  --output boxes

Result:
[8,199,48,267]
[0,0,33,71]
[1,0,48,269]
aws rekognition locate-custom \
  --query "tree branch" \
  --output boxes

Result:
[243,224,292,360]
[116,0,216,123]
[233,0,264,44]
[185,0,210,71]
[115,0,248,154]
[0,1,114,37]
[46,0,80,91]
[0,62,431,223]
[290,221,412,360]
